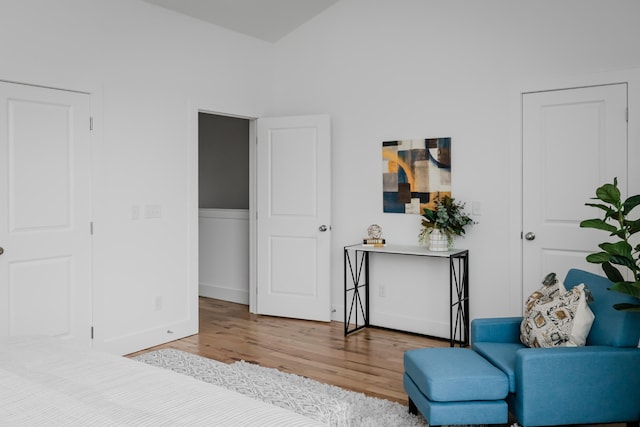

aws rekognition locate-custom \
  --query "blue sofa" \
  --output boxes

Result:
[472,269,640,427]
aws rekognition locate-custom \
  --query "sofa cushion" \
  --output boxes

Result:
[403,373,508,426]
[404,348,508,402]
[472,342,524,393]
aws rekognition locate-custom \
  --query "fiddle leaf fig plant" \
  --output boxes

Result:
[580,177,640,311]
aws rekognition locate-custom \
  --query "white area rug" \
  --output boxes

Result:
[133,349,428,426]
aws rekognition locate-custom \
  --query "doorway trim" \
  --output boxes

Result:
[507,68,640,313]
[187,100,259,318]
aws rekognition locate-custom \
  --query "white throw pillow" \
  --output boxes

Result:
[566,284,595,347]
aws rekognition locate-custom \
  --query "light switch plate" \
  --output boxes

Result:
[145,204,162,219]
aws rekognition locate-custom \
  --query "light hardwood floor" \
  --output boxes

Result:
[129,296,444,404]
[129,297,624,427]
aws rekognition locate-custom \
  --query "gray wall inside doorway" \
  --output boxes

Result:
[198,113,250,209]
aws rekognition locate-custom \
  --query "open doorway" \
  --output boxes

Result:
[198,112,251,305]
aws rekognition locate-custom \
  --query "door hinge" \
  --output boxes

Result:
[90,222,94,235]
[90,116,94,130]
[626,107,629,122]
[90,326,94,339]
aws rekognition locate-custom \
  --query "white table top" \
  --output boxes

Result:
[345,243,468,257]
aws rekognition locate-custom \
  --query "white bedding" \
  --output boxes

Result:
[0,336,325,426]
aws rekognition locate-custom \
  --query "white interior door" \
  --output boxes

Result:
[522,83,627,297]
[256,115,331,321]
[0,81,92,341]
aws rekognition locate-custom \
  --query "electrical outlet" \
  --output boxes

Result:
[378,285,386,298]
[154,296,163,311]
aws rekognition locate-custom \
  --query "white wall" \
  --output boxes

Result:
[199,209,249,304]
[0,0,273,354]
[268,0,640,333]
[4,0,640,350]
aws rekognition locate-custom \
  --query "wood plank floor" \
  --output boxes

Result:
[129,297,624,427]
[129,296,444,404]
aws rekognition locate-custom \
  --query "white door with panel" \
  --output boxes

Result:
[256,115,331,321]
[0,81,92,341]
[522,84,628,298]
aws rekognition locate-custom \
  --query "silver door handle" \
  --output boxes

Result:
[524,232,536,241]
[318,225,328,232]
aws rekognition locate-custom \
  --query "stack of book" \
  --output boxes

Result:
[362,238,386,247]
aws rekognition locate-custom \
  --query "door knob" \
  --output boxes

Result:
[318,225,328,232]
[0,246,3,255]
[524,232,536,241]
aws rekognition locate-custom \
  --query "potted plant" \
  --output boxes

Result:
[418,195,473,251]
[580,177,640,311]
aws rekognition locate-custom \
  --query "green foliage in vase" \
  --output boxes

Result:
[580,177,640,311]
[418,196,473,244]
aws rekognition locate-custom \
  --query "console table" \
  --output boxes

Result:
[343,244,469,347]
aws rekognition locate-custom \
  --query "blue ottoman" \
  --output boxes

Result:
[404,348,508,426]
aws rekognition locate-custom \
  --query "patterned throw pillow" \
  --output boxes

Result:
[522,272,566,316]
[520,275,595,348]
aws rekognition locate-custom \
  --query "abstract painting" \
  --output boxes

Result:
[382,137,451,214]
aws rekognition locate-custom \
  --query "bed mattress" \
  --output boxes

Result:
[0,336,325,426]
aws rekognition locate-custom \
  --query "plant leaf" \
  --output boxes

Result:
[611,228,627,239]
[422,209,436,222]
[600,241,633,258]
[602,262,625,282]
[612,302,640,312]
[623,194,640,215]
[579,219,617,233]
[595,182,621,205]
[609,254,638,271]
[625,218,640,235]
[610,281,640,298]
[586,252,610,263]
[585,202,615,213]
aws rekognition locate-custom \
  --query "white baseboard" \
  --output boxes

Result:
[97,318,197,356]
[199,283,249,305]
[335,305,450,339]
[371,311,450,339]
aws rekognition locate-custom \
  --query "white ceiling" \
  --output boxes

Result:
[142,0,340,43]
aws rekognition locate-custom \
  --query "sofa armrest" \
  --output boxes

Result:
[513,346,640,426]
[471,317,522,345]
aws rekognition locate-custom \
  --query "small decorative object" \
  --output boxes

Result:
[364,224,385,247]
[580,177,640,311]
[367,224,383,239]
[418,196,474,251]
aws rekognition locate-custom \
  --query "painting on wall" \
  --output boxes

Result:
[382,137,451,214]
